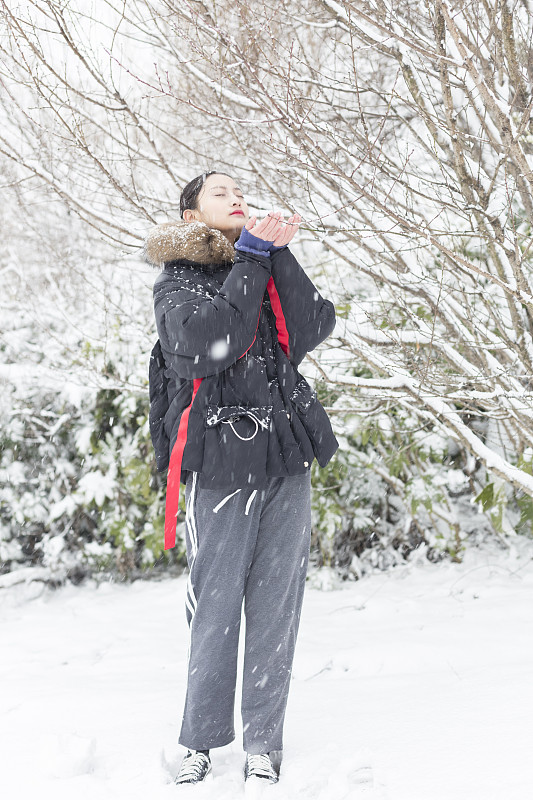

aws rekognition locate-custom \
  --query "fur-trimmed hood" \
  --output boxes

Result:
[144,220,235,269]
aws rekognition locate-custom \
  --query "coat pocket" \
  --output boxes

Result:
[202,404,272,486]
[290,377,318,412]
[289,378,338,467]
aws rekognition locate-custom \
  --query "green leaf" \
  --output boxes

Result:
[475,483,495,512]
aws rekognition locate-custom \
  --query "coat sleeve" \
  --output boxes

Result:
[269,247,336,366]
[153,252,272,379]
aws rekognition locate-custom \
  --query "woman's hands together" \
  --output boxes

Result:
[245,211,302,248]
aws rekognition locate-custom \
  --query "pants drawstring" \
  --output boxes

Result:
[245,490,257,516]
[212,487,258,515]
[212,489,241,514]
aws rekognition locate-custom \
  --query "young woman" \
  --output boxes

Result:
[145,172,338,787]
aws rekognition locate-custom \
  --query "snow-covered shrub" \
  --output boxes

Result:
[0,374,190,582]
[309,380,507,579]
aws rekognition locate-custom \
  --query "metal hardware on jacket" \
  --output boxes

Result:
[145,220,339,548]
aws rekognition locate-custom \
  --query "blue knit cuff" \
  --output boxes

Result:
[234,226,273,256]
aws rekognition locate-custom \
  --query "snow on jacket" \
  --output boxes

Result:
[145,219,339,493]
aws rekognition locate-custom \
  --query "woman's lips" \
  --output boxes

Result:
[230,210,244,216]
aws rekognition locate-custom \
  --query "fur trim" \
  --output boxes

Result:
[144,220,235,268]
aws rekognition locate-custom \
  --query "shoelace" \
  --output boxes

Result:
[246,753,277,780]
[176,751,210,783]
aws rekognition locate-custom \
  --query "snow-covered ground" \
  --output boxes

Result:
[2,541,533,800]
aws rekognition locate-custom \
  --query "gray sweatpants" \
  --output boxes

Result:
[178,470,312,755]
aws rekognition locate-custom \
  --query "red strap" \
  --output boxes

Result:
[164,378,203,550]
[266,277,290,358]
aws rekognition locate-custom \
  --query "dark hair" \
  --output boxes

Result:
[179,171,232,218]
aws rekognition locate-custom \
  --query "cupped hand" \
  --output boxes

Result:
[271,213,301,247]
[245,211,301,246]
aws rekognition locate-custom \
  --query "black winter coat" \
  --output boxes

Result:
[146,220,338,490]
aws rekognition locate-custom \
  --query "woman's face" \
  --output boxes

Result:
[184,173,250,241]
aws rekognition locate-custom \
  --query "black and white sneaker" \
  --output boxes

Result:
[244,752,279,784]
[174,749,212,785]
